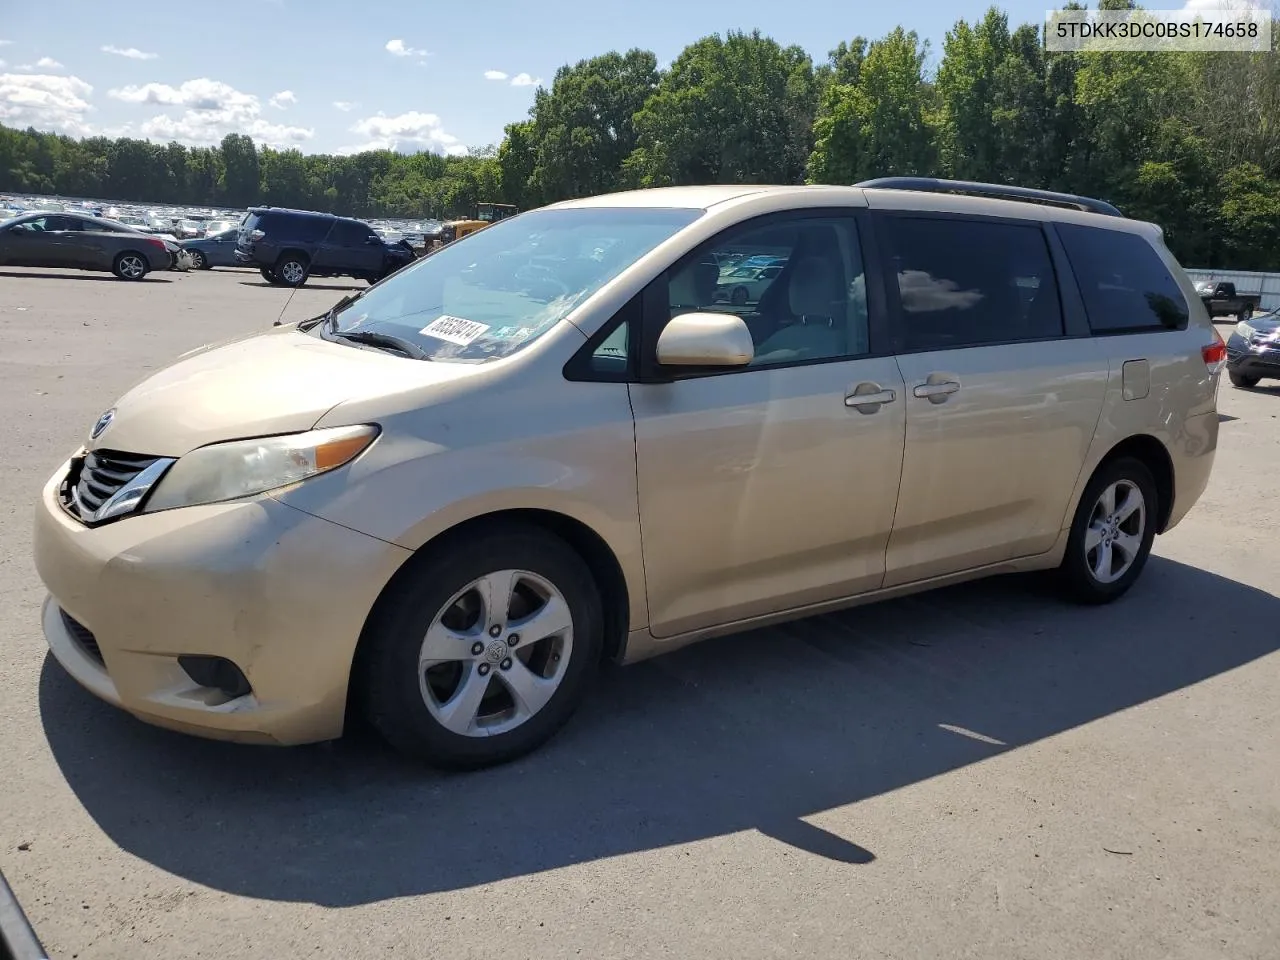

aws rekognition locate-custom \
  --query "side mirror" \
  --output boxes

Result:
[656,312,754,367]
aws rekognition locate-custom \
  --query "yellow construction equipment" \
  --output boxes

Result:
[438,203,518,246]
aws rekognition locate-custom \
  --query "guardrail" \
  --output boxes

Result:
[0,869,47,960]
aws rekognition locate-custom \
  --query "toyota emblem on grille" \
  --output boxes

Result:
[89,408,115,441]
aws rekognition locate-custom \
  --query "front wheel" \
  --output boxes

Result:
[1057,457,1158,605]
[260,266,278,283]
[357,525,603,769]
[188,249,208,270]
[112,251,149,281]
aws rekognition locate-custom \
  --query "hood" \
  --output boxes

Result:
[88,325,481,457]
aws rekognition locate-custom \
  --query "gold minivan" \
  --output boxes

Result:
[33,180,1224,768]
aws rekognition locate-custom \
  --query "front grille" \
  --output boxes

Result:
[60,449,161,522]
[60,609,104,665]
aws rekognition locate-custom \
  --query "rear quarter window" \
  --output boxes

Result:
[1056,223,1189,333]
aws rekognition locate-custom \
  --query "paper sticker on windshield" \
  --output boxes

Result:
[420,314,490,345]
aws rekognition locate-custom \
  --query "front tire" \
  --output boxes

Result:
[357,525,603,769]
[112,251,149,281]
[1057,457,1158,605]
[189,249,208,270]
[1229,371,1260,389]
[260,266,278,283]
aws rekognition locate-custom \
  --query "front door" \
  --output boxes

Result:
[630,211,907,638]
[873,212,1109,587]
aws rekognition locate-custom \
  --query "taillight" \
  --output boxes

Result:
[250,229,265,241]
[143,237,166,252]
[1202,328,1227,375]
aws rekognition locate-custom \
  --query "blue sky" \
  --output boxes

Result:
[2,0,1073,155]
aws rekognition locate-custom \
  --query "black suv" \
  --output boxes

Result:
[235,208,416,287]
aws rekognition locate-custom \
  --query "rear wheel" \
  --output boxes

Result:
[112,251,149,281]
[276,255,308,287]
[357,525,603,769]
[1057,457,1157,605]
[1229,371,1260,389]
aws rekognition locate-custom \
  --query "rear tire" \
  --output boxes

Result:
[275,255,309,287]
[112,251,149,281]
[357,524,603,769]
[1057,456,1158,605]
[1229,371,1260,389]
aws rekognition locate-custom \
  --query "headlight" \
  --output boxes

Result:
[1236,321,1255,340]
[143,424,378,512]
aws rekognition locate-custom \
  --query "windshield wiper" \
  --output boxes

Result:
[330,329,430,360]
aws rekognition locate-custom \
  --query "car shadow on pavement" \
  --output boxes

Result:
[238,281,366,292]
[39,556,1280,907]
[0,270,173,283]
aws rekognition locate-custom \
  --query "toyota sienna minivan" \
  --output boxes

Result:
[33,179,1224,768]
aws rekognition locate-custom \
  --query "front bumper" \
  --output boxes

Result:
[33,465,411,745]
[1225,332,1280,379]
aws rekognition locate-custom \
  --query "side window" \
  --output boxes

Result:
[590,320,629,372]
[1056,223,1189,333]
[881,216,1064,352]
[332,220,370,246]
[664,216,870,368]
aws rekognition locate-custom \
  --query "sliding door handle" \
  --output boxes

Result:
[913,380,961,402]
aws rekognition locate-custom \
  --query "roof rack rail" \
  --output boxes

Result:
[855,177,1124,218]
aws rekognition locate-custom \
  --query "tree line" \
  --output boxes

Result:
[1,2,1278,269]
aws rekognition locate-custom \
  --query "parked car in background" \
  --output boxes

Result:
[182,228,241,269]
[236,207,416,286]
[0,211,174,279]
[174,218,205,240]
[1225,308,1280,388]
[1196,280,1260,321]
[716,262,786,305]
[33,179,1221,770]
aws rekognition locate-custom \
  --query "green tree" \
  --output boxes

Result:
[627,31,818,186]
[807,28,935,184]
[219,133,260,207]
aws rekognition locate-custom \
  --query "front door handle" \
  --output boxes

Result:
[845,383,897,413]
[913,379,961,403]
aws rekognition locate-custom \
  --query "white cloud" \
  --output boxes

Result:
[268,89,296,109]
[0,61,5,69]
[101,45,158,60]
[108,78,313,147]
[333,100,358,111]
[509,72,541,87]
[483,69,508,80]
[0,72,94,136]
[340,110,466,156]
[36,57,63,69]
[0,40,12,47]
[385,38,429,58]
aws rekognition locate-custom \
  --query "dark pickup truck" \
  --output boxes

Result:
[1196,280,1261,321]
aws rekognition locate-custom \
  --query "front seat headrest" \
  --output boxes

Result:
[788,257,841,319]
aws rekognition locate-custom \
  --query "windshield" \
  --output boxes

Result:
[326,206,701,362]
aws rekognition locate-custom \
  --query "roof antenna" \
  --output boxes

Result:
[273,216,339,326]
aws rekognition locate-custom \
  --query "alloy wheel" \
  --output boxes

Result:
[417,568,574,737]
[1084,479,1146,584]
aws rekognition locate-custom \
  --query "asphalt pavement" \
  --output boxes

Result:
[1,266,1277,960]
